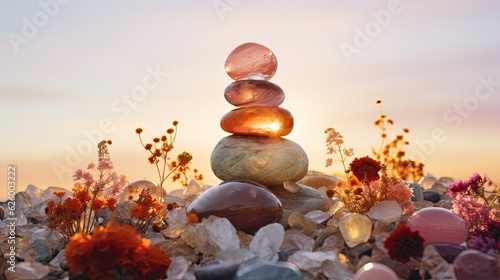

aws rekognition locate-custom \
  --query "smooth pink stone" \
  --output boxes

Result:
[220,106,293,137]
[225,43,278,81]
[224,80,285,107]
[407,207,469,245]
[352,263,399,280]
[453,249,500,280]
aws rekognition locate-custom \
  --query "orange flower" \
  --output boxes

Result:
[65,222,170,279]
[91,198,105,210]
[106,197,117,212]
[74,190,91,204]
[186,213,199,224]
[130,204,150,220]
[52,190,66,198]
[64,197,84,219]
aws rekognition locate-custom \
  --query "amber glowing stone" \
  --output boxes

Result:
[220,106,293,137]
[225,43,278,81]
[224,80,285,107]
[187,180,283,234]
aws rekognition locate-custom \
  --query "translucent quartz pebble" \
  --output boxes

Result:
[187,181,282,234]
[304,210,330,224]
[15,192,32,212]
[280,231,314,252]
[225,42,278,81]
[249,223,285,262]
[25,185,44,207]
[453,249,500,280]
[322,259,354,280]
[338,213,372,248]
[166,207,188,226]
[220,106,293,137]
[418,174,437,190]
[406,207,468,245]
[288,211,317,236]
[366,200,402,223]
[162,225,185,239]
[287,250,338,278]
[352,263,399,280]
[224,80,285,107]
[181,216,240,255]
[166,256,195,280]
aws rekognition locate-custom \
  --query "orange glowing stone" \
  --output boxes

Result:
[220,106,293,137]
[225,43,278,81]
[224,80,285,107]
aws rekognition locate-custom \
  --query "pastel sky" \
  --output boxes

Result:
[1,0,500,200]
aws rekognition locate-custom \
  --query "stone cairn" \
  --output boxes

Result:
[188,43,328,234]
[213,42,308,185]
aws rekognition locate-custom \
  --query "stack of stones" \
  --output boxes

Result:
[188,43,328,233]
[212,42,309,185]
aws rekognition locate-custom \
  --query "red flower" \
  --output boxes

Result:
[349,156,381,183]
[384,224,425,263]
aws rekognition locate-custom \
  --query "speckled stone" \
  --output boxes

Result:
[211,135,308,186]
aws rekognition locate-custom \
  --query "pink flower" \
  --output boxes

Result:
[451,194,489,232]
[97,159,114,171]
[468,235,499,253]
[448,173,489,197]
[73,169,84,180]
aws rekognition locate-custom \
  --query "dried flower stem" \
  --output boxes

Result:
[325,127,354,188]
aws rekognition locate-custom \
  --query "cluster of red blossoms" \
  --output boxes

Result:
[384,224,425,263]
